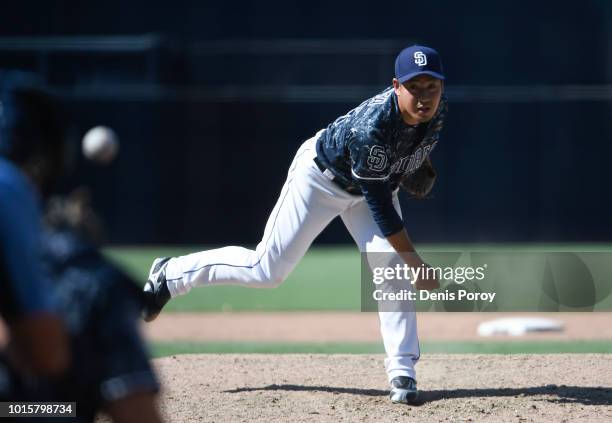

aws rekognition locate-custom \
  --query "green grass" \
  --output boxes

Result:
[422,340,612,354]
[104,244,612,312]
[105,246,362,311]
[149,341,384,356]
[149,340,612,358]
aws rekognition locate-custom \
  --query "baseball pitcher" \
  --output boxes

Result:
[143,45,447,405]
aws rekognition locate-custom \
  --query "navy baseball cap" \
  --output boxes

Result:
[395,45,445,82]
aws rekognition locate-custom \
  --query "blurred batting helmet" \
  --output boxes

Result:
[0,71,70,197]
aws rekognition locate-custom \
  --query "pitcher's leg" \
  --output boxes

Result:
[379,302,420,381]
[165,138,342,296]
[340,194,420,382]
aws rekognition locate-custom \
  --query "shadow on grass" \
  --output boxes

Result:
[224,384,612,406]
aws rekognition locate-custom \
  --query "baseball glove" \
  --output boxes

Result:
[400,157,437,199]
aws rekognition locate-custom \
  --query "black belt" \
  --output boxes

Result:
[313,157,362,195]
[313,156,328,173]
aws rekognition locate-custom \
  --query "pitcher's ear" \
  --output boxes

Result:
[392,78,401,94]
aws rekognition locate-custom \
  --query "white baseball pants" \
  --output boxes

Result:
[165,132,420,382]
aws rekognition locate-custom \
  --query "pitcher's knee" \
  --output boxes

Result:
[256,267,289,288]
[269,276,286,288]
[261,273,287,288]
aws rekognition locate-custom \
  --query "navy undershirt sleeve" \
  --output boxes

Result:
[358,180,404,237]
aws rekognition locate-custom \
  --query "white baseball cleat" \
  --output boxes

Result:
[389,376,419,404]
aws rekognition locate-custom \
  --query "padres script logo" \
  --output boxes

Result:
[367,145,388,171]
[414,51,427,66]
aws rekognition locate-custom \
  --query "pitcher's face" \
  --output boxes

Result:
[393,74,443,125]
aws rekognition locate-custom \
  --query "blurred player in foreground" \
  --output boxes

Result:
[144,45,446,404]
[0,74,70,379]
[0,73,162,422]
[39,189,163,422]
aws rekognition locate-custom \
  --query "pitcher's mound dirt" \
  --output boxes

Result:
[153,354,612,422]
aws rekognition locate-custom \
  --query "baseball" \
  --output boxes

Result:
[82,126,119,164]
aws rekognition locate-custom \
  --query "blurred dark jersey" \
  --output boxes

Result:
[0,228,159,422]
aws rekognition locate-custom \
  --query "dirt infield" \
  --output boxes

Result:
[153,354,612,422]
[144,312,612,342]
[3,312,611,347]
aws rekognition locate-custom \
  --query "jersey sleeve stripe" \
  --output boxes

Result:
[351,168,390,181]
